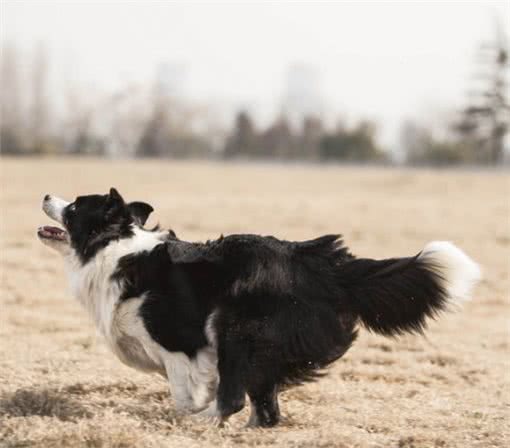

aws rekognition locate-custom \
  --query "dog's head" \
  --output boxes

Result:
[38,188,154,262]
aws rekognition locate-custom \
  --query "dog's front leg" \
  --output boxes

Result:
[163,352,198,414]
[188,345,218,411]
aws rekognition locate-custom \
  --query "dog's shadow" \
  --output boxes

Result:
[0,387,92,422]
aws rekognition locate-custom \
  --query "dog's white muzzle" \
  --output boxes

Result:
[42,194,69,224]
[39,195,71,254]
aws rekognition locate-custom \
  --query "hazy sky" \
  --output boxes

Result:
[2,1,509,147]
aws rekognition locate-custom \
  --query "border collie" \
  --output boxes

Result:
[38,188,481,427]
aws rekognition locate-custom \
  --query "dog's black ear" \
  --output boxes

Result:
[128,201,154,226]
[108,187,124,204]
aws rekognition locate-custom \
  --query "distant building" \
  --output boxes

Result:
[282,64,323,129]
[155,62,188,100]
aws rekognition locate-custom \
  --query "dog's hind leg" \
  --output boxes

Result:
[215,334,248,420]
[247,384,280,427]
[194,333,248,424]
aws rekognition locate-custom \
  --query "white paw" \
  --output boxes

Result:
[190,382,217,410]
[173,398,203,416]
[191,400,224,427]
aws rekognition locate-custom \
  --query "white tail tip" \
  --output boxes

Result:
[418,241,481,303]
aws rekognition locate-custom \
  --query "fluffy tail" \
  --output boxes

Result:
[339,242,481,336]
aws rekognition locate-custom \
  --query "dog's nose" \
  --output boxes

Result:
[44,194,51,201]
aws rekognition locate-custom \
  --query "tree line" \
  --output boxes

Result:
[223,113,386,162]
[1,32,508,165]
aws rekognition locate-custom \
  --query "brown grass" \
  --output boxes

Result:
[0,157,509,447]
[0,388,92,421]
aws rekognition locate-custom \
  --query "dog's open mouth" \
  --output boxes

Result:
[38,226,68,242]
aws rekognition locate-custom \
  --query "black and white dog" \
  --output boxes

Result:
[38,188,481,427]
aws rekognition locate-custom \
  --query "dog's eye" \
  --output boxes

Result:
[68,204,76,212]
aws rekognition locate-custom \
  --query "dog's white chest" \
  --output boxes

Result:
[66,251,165,374]
[62,230,219,412]
[109,298,165,374]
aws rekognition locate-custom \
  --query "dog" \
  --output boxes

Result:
[38,188,481,427]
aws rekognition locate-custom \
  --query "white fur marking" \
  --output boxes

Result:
[42,195,69,224]
[195,399,222,420]
[112,297,165,374]
[205,310,218,348]
[418,241,481,304]
[161,311,219,413]
[65,227,167,339]
[162,346,218,413]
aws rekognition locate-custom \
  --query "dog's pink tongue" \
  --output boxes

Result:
[41,226,63,234]
[38,226,66,240]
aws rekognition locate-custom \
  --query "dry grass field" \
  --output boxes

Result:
[0,157,509,448]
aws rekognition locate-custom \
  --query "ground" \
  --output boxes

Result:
[0,157,508,448]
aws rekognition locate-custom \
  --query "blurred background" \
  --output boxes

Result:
[1,4,510,447]
[1,1,509,166]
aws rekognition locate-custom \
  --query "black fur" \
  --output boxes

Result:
[112,241,220,357]
[63,188,155,263]
[338,255,448,335]
[112,232,453,426]
[127,201,154,226]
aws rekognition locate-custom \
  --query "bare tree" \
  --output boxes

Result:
[29,42,51,153]
[1,42,24,153]
[454,21,509,164]
[137,106,168,157]
[320,120,385,162]
[299,116,323,159]
[63,86,95,154]
[224,111,257,158]
[260,116,294,158]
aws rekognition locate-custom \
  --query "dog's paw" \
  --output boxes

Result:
[172,402,204,417]
[191,400,225,427]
